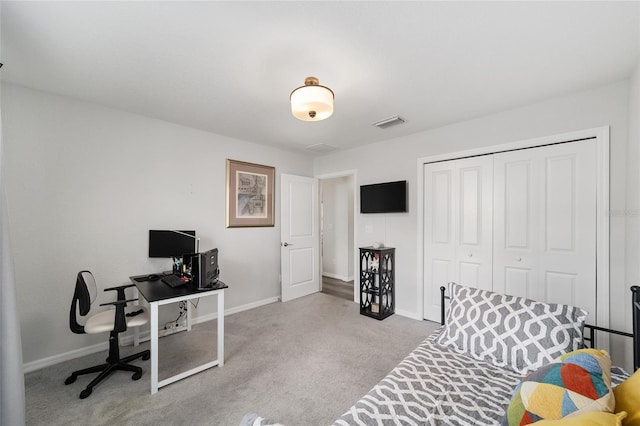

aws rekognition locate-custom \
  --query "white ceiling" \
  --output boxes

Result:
[2,1,639,154]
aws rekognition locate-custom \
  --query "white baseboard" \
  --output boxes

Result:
[199,296,279,323]
[23,296,281,373]
[394,308,421,321]
[24,342,110,374]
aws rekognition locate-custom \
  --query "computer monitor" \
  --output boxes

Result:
[148,230,196,258]
[184,248,219,289]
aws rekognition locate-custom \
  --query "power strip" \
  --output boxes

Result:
[158,324,187,338]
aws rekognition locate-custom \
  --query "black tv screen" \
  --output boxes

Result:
[360,181,407,213]
[148,230,196,258]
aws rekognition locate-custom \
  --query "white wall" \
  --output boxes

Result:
[314,81,632,360]
[321,176,354,281]
[4,76,638,369]
[625,62,640,366]
[627,63,640,288]
[2,83,314,366]
[347,178,354,280]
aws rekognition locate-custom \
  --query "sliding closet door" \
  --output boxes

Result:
[423,155,493,321]
[493,140,597,321]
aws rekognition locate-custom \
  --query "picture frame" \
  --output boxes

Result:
[226,159,275,228]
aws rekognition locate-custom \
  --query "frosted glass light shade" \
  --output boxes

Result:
[290,77,334,121]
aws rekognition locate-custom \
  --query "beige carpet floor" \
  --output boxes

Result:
[25,292,439,426]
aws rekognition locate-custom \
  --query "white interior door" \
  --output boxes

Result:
[493,140,597,321]
[281,174,319,302]
[423,155,493,321]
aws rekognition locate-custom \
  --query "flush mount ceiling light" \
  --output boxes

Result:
[290,76,334,121]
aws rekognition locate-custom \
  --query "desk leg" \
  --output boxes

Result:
[150,302,159,395]
[186,301,192,332]
[133,287,140,347]
[218,290,224,367]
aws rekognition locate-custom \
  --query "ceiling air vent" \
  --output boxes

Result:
[372,115,405,129]
[305,143,338,153]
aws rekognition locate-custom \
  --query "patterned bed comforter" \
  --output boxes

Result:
[333,331,523,426]
[333,330,629,426]
[240,326,630,426]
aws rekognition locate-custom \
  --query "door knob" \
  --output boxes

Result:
[282,242,293,247]
[468,253,473,257]
[516,256,522,262]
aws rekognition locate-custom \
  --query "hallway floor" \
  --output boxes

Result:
[321,276,354,301]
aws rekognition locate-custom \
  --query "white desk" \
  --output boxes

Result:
[131,276,226,394]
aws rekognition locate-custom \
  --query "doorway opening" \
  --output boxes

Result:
[319,173,356,302]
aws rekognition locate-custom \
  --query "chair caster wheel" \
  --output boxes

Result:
[142,352,150,361]
[132,371,142,380]
[64,375,77,385]
[79,388,92,399]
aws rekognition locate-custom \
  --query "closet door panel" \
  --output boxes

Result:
[424,162,456,321]
[457,157,493,291]
[460,167,481,245]
[504,161,532,250]
[432,171,452,244]
[503,266,531,298]
[545,271,577,307]
[540,142,596,317]
[423,156,493,321]
[494,158,536,298]
[493,141,597,321]
[459,261,482,288]
[428,258,451,310]
[546,156,575,252]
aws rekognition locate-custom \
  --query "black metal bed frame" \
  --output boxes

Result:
[439,285,640,371]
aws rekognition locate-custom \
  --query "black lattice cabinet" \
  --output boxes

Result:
[359,247,395,320]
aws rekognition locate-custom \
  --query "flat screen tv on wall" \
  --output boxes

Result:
[360,180,407,213]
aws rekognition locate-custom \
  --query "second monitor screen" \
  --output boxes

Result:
[148,230,196,258]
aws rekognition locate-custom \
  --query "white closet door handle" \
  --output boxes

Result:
[516,256,522,262]
[468,253,473,257]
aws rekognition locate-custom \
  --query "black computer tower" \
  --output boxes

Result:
[184,249,219,289]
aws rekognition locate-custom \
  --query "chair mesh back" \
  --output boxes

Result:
[80,271,98,305]
[70,271,98,334]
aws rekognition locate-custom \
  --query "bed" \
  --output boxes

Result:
[333,329,526,425]
[241,283,640,426]
[334,283,640,426]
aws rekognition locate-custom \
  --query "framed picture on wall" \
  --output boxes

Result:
[226,159,275,227]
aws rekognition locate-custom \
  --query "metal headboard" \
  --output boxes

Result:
[439,285,640,371]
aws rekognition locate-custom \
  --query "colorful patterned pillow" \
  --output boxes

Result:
[502,349,615,425]
[437,283,587,374]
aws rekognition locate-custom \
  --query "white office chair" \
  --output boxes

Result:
[65,271,150,399]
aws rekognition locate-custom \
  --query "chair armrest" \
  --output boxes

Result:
[99,298,139,333]
[104,284,135,292]
[104,284,136,301]
[99,298,138,307]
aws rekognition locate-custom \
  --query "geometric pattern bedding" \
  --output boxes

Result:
[437,283,587,375]
[333,331,523,426]
[333,331,630,426]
